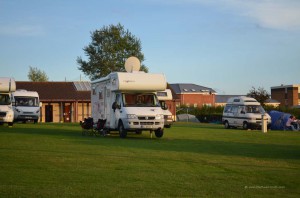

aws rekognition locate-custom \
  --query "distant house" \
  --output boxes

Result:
[265,98,280,107]
[16,81,91,123]
[169,83,216,107]
[271,84,300,107]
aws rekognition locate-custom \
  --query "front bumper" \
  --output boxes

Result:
[123,118,164,130]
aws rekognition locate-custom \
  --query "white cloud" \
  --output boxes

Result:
[0,24,44,36]
[148,0,300,31]
[223,0,300,31]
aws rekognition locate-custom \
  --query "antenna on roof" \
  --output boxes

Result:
[124,56,140,73]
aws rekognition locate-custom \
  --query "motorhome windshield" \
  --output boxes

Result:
[122,93,160,107]
[14,96,39,107]
[0,94,11,105]
[245,105,265,114]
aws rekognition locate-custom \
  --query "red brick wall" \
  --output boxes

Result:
[271,87,299,107]
[177,94,215,107]
[287,87,298,107]
[271,88,286,107]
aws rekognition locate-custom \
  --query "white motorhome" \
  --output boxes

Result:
[12,89,40,123]
[157,89,173,128]
[0,77,16,126]
[222,96,271,130]
[91,57,167,138]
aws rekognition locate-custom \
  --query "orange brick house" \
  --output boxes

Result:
[16,81,91,123]
[169,83,216,108]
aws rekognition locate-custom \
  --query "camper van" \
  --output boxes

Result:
[12,89,40,123]
[157,89,173,128]
[91,57,167,138]
[0,77,16,126]
[222,96,271,130]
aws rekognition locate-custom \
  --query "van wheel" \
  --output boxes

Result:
[155,129,164,138]
[8,122,13,127]
[136,130,142,135]
[243,122,248,130]
[224,121,230,129]
[118,122,127,138]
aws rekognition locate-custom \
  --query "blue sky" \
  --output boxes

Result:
[1,0,300,94]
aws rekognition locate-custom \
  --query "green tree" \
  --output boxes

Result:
[77,23,148,80]
[246,86,270,106]
[27,66,48,82]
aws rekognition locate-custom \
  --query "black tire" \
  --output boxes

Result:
[118,122,127,138]
[243,122,248,130]
[135,130,142,135]
[165,124,171,128]
[34,119,38,124]
[8,122,13,127]
[224,121,230,129]
[155,128,164,138]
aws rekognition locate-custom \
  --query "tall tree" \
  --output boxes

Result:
[27,66,49,82]
[77,23,148,80]
[246,86,270,106]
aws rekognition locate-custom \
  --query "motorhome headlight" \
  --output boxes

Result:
[127,114,137,119]
[155,114,164,120]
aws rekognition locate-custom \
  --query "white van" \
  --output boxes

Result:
[157,89,173,128]
[91,57,166,138]
[0,77,16,126]
[12,89,40,123]
[222,96,271,129]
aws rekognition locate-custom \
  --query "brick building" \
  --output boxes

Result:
[169,83,216,108]
[16,81,91,123]
[271,84,300,107]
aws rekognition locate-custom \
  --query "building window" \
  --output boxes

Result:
[194,103,197,108]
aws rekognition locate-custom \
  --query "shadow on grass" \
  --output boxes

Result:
[2,123,300,160]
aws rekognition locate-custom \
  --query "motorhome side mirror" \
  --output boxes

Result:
[112,102,120,111]
[162,105,168,110]
[241,111,245,114]
[112,102,117,111]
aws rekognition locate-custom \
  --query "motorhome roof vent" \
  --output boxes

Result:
[183,89,188,92]
[125,56,140,72]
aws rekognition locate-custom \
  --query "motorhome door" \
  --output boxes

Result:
[110,93,122,129]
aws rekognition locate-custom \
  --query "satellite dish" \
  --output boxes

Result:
[125,56,140,72]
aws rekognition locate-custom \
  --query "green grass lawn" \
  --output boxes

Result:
[0,122,300,198]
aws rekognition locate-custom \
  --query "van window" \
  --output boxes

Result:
[238,106,246,114]
[122,93,160,107]
[245,105,265,114]
[232,106,238,114]
[14,96,39,107]
[224,105,232,113]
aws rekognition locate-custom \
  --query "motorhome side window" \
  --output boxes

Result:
[0,94,11,105]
